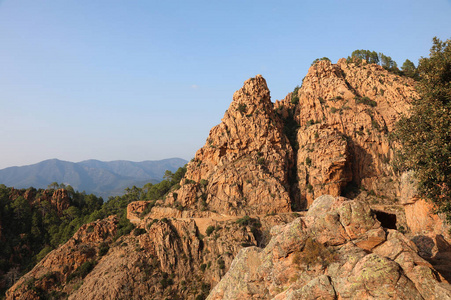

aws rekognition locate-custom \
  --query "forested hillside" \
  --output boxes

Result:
[0,165,186,297]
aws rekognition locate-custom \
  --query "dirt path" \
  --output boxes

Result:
[129,205,306,235]
[178,215,237,235]
[179,212,306,235]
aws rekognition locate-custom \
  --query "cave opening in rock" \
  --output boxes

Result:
[373,210,397,229]
[340,181,361,199]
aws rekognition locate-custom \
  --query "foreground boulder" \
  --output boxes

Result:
[208,195,451,299]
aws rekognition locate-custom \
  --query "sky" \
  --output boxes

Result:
[0,0,450,169]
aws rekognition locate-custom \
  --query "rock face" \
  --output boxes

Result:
[296,126,352,208]
[279,59,418,207]
[167,75,294,216]
[208,196,450,300]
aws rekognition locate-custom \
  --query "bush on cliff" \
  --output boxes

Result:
[395,37,451,221]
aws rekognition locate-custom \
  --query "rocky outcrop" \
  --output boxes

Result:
[166,75,294,216]
[401,171,450,239]
[9,188,71,215]
[208,195,451,299]
[127,200,151,223]
[7,202,296,299]
[400,171,451,282]
[6,216,118,300]
[50,189,71,214]
[277,59,418,208]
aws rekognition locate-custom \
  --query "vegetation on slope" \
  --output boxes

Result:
[347,49,419,79]
[0,165,186,296]
[395,37,451,221]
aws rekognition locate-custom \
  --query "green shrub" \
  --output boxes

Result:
[355,96,377,107]
[36,246,53,262]
[371,120,380,130]
[217,258,225,270]
[139,201,155,217]
[160,277,174,289]
[237,103,247,113]
[305,157,312,166]
[291,85,301,104]
[205,225,215,236]
[311,57,331,66]
[98,242,109,256]
[67,260,97,282]
[200,263,207,272]
[235,215,256,227]
[293,237,336,268]
[133,228,146,236]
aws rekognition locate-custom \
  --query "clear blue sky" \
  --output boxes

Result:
[0,0,450,169]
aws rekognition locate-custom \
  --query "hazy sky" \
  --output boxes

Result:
[1,0,450,169]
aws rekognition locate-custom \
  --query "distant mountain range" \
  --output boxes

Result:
[0,158,188,198]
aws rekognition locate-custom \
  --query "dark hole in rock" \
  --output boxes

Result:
[340,181,361,199]
[373,210,397,230]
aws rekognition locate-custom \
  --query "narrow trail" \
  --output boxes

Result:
[149,211,306,235]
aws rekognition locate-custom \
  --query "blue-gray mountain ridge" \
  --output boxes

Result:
[0,158,187,198]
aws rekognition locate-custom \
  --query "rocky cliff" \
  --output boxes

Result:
[6,60,451,299]
[276,59,417,208]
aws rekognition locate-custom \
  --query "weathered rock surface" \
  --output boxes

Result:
[208,195,451,299]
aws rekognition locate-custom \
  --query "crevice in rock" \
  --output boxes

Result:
[339,68,361,98]
[372,210,397,230]
[345,139,375,189]
[280,106,302,211]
